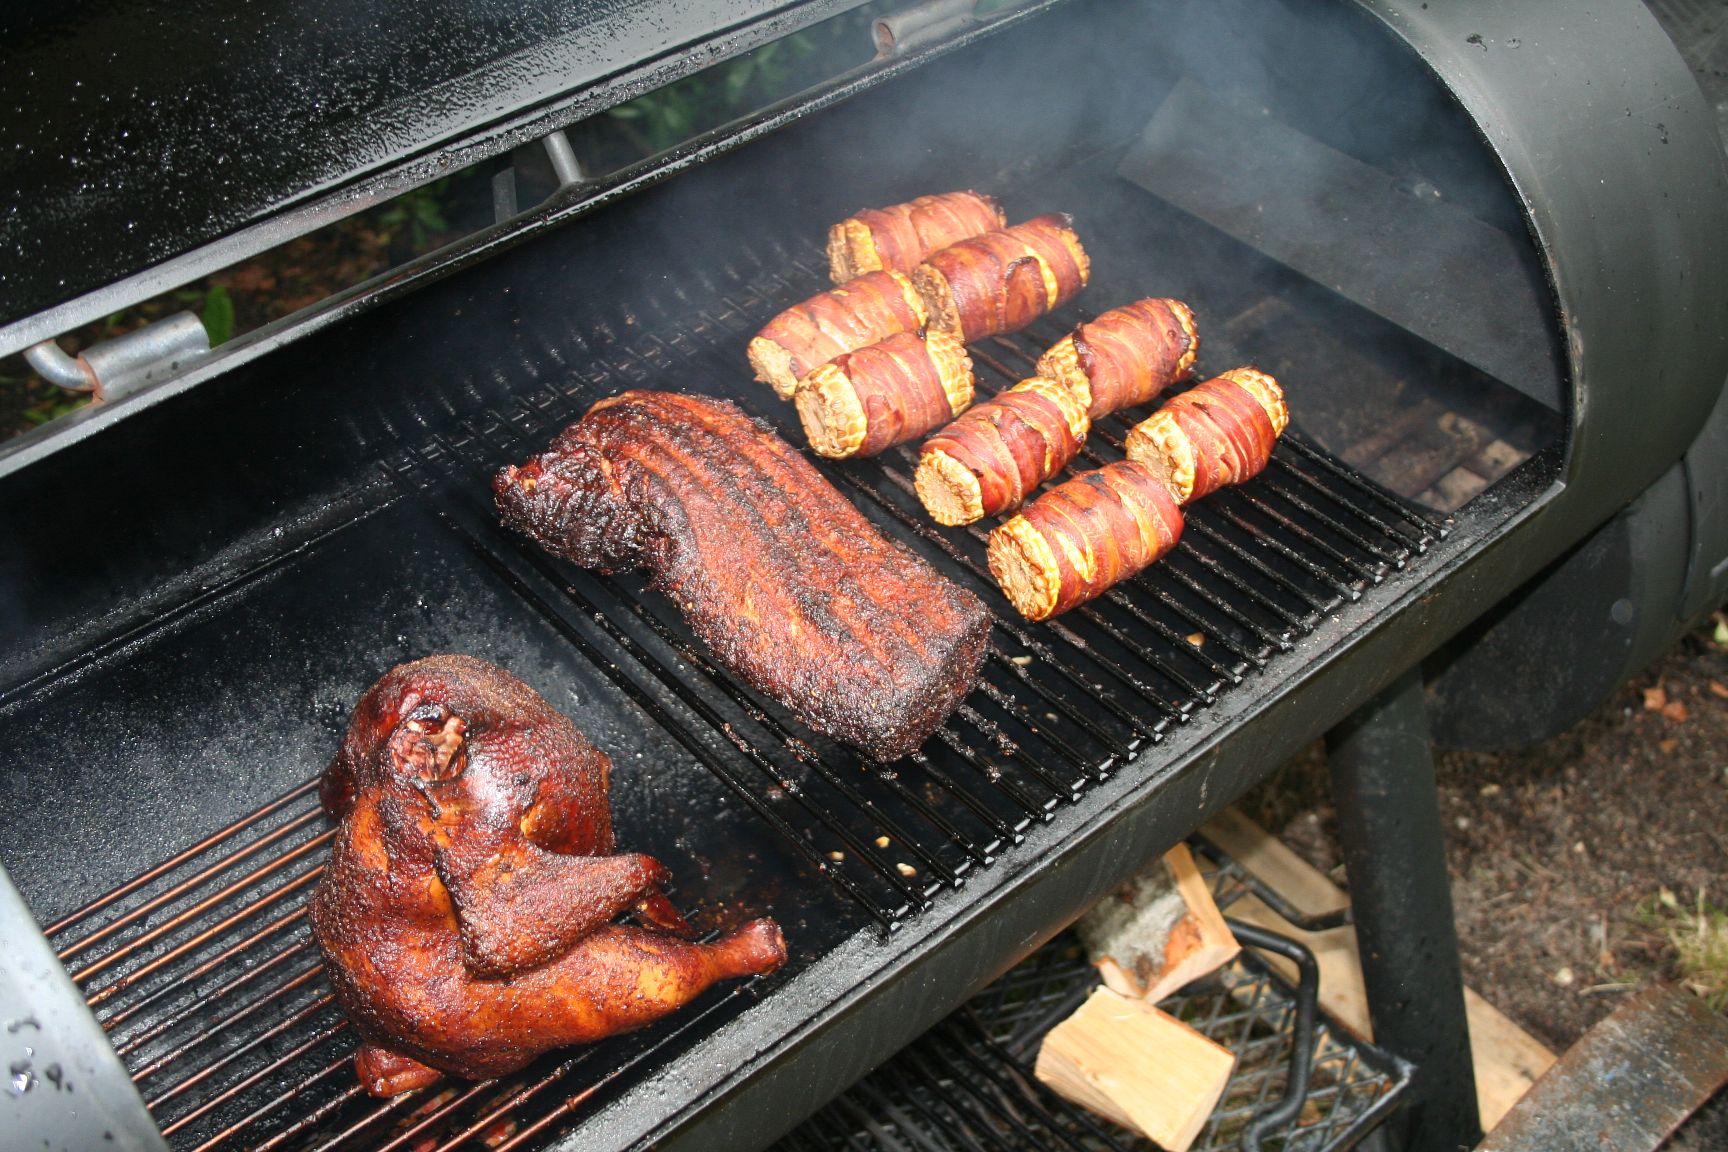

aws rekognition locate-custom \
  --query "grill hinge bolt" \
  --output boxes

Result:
[24,311,212,404]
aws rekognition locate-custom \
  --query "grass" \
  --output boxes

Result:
[1640,888,1728,1012]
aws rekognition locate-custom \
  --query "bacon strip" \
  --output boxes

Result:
[747,271,928,399]
[827,191,1005,283]
[987,461,1184,621]
[1124,367,1288,503]
[1037,298,1199,417]
[912,214,1090,342]
[914,377,1089,525]
[796,329,974,459]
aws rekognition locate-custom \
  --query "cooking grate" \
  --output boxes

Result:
[45,239,1444,1151]
[777,851,1411,1152]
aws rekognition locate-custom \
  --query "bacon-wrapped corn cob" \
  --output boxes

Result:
[796,329,975,459]
[1037,298,1199,418]
[914,377,1089,525]
[827,191,1006,283]
[1124,367,1288,503]
[987,461,1184,621]
[747,270,927,399]
[912,214,1089,343]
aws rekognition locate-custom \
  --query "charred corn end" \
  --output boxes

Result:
[915,447,986,526]
[1124,410,1196,504]
[891,271,930,331]
[987,516,1063,621]
[747,335,800,400]
[1170,300,1200,379]
[826,218,881,284]
[1035,335,1091,412]
[910,264,964,339]
[794,364,868,459]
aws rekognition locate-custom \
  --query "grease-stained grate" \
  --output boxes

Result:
[46,238,1442,1152]
[779,854,1411,1152]
[387,238,1447,933]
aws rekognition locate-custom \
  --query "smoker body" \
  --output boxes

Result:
[1,1,1724,1149]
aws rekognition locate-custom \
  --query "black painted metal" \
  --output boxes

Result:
[1325,671,1480,1152]
[0,1,1724,1149]
[0,0,881,344]
[22,245,1444,1149]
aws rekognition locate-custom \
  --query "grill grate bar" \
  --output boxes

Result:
[953,703,1080,802]
[1161,549,1299,645]
[59,810,326,965]
[931,726,1051,824]
[1184,516,1333,615]
[46,779,321,939]
[353,1080,498,1152]
[202,1055,360,1152]
[466,408,988,886]
[68,832,331,985]
[146,995,339,1113]
[1267,454,1425,554]
[382,456,909,929]
[114,941,316,1059]
[421,428,971,900]
[101,905,311,1032]
[1221,487,1386,585]
[1203,496,1361,600]
[156,1018,349,1137]
[1255,469,1410,567]
[983,648,1131,769]
[1281,433,1448,540]
[132,962,325,1083]
[84,866,324,1007]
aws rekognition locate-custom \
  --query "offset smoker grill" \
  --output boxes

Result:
[2,2,1726,1151]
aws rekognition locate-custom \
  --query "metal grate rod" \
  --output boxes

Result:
[200,1053,360,1152]
[381,457,909,929]
[464,407,1004,881]
[59,811,327,964]
[113,940,317,1059]
[45,779,321,938]
[419,432,957,904]
[83,866,324,1006]
[131,961,325,1083]
[100,904,311,1031]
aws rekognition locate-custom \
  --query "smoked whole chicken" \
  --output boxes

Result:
[310,655,787,1096]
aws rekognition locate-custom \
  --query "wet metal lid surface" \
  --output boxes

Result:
[0,0,857,347]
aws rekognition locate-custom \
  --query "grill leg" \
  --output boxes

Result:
[1326,669,1482,1152]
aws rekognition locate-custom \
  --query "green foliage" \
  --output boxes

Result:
[603,10,864,157]
[201,284,236,347]
[22,389,90,427]
[1639,888,1728,1012]
[379,181,452,251]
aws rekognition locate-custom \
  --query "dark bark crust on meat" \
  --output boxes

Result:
[495,391,990,761]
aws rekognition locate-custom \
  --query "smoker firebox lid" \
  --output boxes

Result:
[0,0,869,350]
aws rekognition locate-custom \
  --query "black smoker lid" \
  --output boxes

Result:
[0,0,866,354]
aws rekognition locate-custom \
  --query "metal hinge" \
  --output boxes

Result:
[24,312,211,404]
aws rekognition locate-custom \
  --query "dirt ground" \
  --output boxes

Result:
[1243,619,1728,1056]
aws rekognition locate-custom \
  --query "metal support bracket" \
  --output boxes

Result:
[24,311,210,405]
[1326,669,1482,1152]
